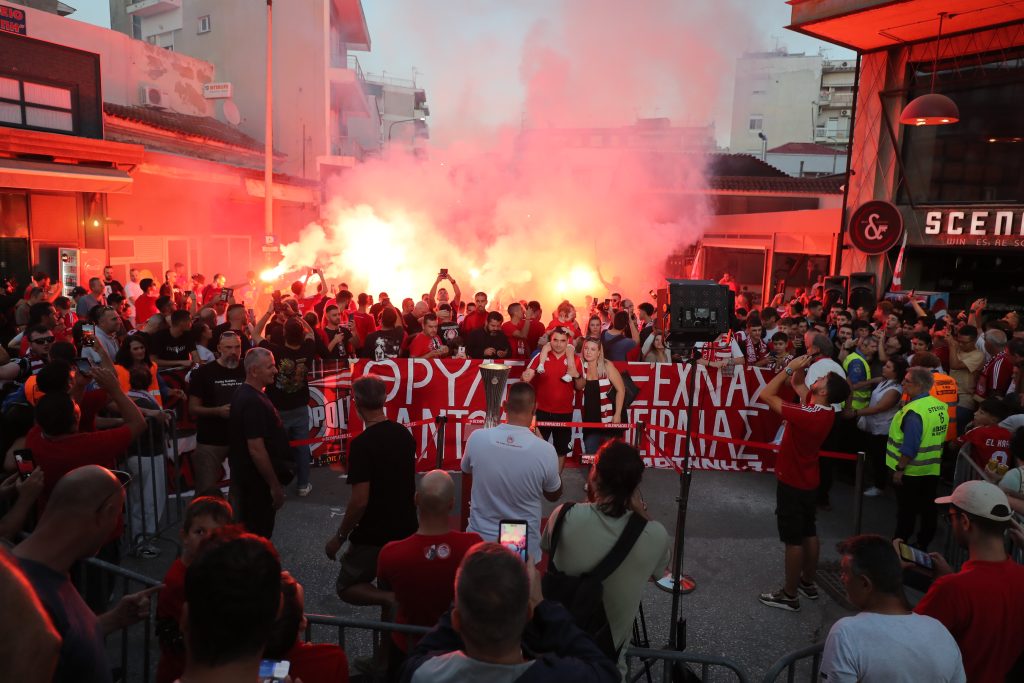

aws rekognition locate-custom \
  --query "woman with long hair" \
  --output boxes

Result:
[847,356,908,497]
[575,338,626,456]
[642,331,672,363]
[112,332,165,406]
[191,320,215,363]
[575,314,603,352]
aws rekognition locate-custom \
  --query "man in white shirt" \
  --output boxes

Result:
[82,305,121,364]
[462,382,562,560]
[124,268,143,324]
[821,534,965,682]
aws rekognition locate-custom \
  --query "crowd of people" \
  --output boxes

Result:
[1,263,1024,682]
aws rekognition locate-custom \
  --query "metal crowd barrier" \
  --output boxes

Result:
[76,555,162,683]
[304,613,752,682]
[122,415,186,558]
[761,642,824,683]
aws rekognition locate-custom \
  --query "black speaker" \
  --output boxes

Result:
[823,275,848,310]
[668,279,732,343]
[848,272,877,312]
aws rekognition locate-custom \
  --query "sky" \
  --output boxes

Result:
[70,0,854,148]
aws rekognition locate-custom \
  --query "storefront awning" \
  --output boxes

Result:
[0,158,133,194]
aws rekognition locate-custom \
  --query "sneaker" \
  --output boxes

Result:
[135,544,160,560]
[863,486,883,497]
[797,580,819,600]
[758,589,800,612]
[297,483,313,497]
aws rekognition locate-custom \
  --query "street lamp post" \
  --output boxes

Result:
[758,131,768,161]
[387,117,425,141]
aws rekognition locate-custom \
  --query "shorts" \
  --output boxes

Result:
[775,481,817,545]
[536,410,572,456]
[335,542,383,595]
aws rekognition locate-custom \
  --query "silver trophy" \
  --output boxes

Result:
[478,363,511,428]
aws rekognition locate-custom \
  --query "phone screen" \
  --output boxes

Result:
[258,659,290,683]
[220,287,233,302]
[74,357,93,375]
[14,450,34,480]
[897,541,933,569]
[498,520,529,563]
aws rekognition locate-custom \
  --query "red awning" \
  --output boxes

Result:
[0,158,133,193]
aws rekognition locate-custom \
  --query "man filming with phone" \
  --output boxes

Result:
[430,269,462,313]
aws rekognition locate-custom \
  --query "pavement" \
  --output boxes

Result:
[121,458,953,681]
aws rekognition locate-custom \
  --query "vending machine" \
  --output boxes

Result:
[57,248,106,296]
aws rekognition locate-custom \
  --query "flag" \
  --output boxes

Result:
[891,230,908,291]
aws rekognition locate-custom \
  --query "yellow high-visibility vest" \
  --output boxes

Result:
[886,395,948,477]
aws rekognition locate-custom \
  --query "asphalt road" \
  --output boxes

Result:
[121,458,950,681]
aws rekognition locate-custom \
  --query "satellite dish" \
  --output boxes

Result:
[223,100,241,126]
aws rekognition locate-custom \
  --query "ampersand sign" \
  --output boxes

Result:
[848,201,903,255]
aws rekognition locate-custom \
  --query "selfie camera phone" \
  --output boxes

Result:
[439,268,449,277]
[258,659,290,683]
[498,519,529,563]
[897,541,934,569]
[220,287,233,302]
[14,449,34,480]
[73,357,93,375]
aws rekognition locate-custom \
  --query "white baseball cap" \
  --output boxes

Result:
[935,480,1013,522]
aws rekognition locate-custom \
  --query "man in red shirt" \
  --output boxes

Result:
[502,302,531,360]
[915,480,1024,683]
[974,329,1014,401]
[525,300,546,352]
[133,278,160,328]
[757,355,851,612]
[521,328,583,470]
[409,313,449,359]
[350,293,378,353]
[27,366,148,507]
[460,291,489,336]
[377,470,482,671]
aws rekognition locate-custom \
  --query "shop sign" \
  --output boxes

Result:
[848,201,903,255]
[919,208,1024,248]
[0,4,26,35]
[202,82,232,99]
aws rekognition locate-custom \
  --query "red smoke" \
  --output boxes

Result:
[264,0,757,307]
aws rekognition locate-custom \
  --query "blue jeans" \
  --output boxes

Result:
[583,431,611,455]
[279,406,311,488]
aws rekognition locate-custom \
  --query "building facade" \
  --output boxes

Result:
[109,0,399,179]
[730,50,854,156]
[790,0,1024,310]
[0,5,317,294]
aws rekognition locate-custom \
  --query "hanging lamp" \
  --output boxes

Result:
[900,12,959,126]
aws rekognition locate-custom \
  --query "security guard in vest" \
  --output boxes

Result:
[842,335,879,411]
[909,351,959,441]
[887,367,949,549]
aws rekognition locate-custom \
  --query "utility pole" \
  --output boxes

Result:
[264,0,274,249]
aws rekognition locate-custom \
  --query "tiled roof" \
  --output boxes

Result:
[767,142,847,155]
[709,174,844,194]
[103,103,265,153]
[706,153,788,178]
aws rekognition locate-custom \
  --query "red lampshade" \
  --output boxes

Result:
[899,93,959,126]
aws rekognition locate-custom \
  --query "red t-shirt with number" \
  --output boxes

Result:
[960,424,1012,470]
[501,320,529,360]
[776,402,835,490]
[526,352,583,414]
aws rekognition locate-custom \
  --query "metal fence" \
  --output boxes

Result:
[761,642,824,683]
[122,415,186,558]
[76,556,161,683]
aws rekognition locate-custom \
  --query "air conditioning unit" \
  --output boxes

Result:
[139,84,169,108]
[841,110,850,116]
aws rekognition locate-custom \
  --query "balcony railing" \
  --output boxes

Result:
[330,137,363,160]
[125,0,181,17]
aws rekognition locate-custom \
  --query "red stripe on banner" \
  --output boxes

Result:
[645,423,857,462]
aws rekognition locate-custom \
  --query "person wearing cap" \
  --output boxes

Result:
[914,480,1024,683]
[887,367,948,549]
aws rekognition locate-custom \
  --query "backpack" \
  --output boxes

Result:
[542,502,648,660]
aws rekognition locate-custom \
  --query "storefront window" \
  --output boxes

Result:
[702,247,764,308]
[899,48,1024,205]
[769,253,830,302]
